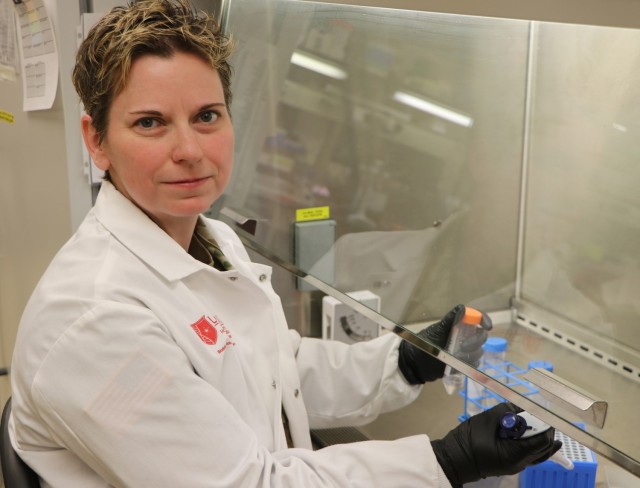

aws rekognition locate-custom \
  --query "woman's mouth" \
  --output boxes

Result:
[166,176,212,188]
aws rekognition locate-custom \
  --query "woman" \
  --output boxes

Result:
[9,1,559,487]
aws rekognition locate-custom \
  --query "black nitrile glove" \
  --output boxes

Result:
[431,403,563,488]
[398,304,492,384]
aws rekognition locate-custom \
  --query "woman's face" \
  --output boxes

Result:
[83,51,234,235]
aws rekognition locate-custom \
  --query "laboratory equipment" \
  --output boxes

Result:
[322,291,381,344]
[443,307,484,395]
[499,411,574,469]
[520,425,598,488]
[217,0,640,476]
[484,338,509,367]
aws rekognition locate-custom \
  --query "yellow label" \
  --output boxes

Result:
[0,110,14,124]
[296,206,330,222]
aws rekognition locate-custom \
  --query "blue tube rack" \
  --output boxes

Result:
[458,360,539,422]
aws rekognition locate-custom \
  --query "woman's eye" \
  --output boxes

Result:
[199,111,218,123]
[137,117,158,129]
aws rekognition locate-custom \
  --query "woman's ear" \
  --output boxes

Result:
[81,114,110,171]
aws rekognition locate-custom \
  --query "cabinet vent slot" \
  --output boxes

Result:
[515,314,640,385]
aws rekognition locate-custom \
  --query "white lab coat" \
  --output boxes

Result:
[10,181,451,488]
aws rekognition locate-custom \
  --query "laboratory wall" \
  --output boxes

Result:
[0,93,70,400]
[0,0,88,406]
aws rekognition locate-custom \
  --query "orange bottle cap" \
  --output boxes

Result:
[463,307,482,325]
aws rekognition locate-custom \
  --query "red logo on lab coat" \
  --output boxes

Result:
[191,315,236,353]
[191,316,218,345]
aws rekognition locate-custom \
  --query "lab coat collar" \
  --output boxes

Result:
[92,181,211,281]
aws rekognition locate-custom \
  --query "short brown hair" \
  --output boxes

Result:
[73,0,233,143]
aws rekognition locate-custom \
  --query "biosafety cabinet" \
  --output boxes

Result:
[212,0,640,479]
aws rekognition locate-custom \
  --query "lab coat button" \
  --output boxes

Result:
[294,389,300,398]
[259,274,267,282]
[271,380,277,389]
[229,276,238,282]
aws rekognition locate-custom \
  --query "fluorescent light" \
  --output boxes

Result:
[290,51,347,80]
[393,91,473,127]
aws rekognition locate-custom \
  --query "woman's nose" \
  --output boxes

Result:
[171,125,203,164]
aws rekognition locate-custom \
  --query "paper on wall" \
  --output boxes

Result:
[0,0,17,81]
[13,0,58,111]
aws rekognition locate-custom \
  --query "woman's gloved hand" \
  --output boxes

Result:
[398,304,492,384]
[431,403,563,488]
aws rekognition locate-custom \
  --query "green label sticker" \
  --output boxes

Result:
[296,206,330,222]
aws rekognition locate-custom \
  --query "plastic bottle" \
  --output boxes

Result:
[464,337,509,416]
[443,306,483,395]
[482,337,508,372]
